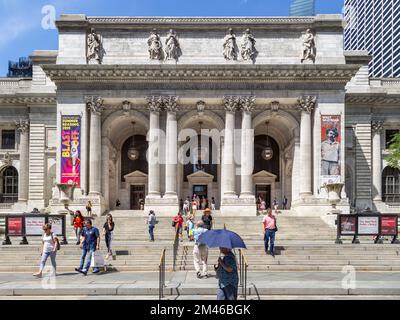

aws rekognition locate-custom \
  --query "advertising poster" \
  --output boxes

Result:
[48,216,63,236]
[25,217,46,236]
[7,217,23,235]
[321,115,341,185]
[61,115,81,186]
[340,216,356,235]
[381,216,397,235]
[358,216,379,235]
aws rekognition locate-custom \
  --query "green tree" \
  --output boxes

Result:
[387,133,400,169]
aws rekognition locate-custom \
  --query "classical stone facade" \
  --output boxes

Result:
[0,14,398,216]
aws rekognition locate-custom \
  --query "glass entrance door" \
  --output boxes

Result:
[130,185,145,210]
[256,185,271,209]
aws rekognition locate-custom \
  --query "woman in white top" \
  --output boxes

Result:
[33,223,58,278]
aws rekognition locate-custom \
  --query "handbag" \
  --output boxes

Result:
[91,251,105,268]
[51,233,60,251]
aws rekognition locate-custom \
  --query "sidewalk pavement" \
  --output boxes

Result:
[2,271,400,299]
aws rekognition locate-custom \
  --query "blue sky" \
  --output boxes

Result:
[0,0,343,76]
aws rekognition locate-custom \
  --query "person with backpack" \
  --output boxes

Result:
[262,208,278,257]
[75,219,101,275]
[33,223,59,278]
[147,210,157,242]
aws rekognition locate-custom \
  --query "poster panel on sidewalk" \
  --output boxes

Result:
[48,216,63,236]
[320,115,341,186]
[7,217,23,235]
[61,115,81,186]
[381,216,397,235]
[25,217,46,235]
[340,216,356,235]
[358,216,379,235]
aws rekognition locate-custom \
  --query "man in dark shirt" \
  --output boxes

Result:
[201,208,213,230]
[75,219,100,275]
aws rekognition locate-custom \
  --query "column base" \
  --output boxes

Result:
[291,197,350,216]
[49,194,107,216]
[220,197,256,216]
[144,196,179,217]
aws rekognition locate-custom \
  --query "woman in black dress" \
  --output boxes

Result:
[102,214,115,259]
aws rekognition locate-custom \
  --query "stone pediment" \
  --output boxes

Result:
[252,170,277,182]
[187,170,214,183]
[124,170,148,182]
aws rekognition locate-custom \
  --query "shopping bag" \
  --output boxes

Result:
[90,251,105,268]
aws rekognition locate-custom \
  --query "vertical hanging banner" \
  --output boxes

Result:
[61,115,81,186]
[321,115,341,185]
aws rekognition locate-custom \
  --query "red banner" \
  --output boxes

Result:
[7,217,23,235]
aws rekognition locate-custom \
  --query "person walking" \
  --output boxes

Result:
[186,214,195,241]
[211,197,216,211]
[147,210,157,242]
[33,223,59,278]
[263,208,278,257]
[102,214,115,259]
[73,210,84,245]
[201,208,213,230]
[75,219,100,276]
[183,197,190,216]
[191,198,198,217]
[173,212,184,242]
[201,197,207,211]
[192,221,209,278]
[282,196,288,210]
[215,247,239,300]
[86,200,92,216]
[273,198,279,212]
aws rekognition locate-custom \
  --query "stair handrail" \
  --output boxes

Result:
[238,248,249,300]
[158,248,166,300]
[172,225,180,271]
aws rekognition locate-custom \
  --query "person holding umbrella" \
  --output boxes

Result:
[214,247,239,300]
[198,227,245,301]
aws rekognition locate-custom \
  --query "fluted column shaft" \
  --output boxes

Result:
[164,104,178,198]
[16,120,29,202]
[372,121,383,201]
[223,107,237,198]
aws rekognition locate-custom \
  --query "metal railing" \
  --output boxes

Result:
[238,249,249,300]
[158,249,166,300]
[172,226,180,271]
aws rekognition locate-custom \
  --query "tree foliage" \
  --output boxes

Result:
[387,132,400,169]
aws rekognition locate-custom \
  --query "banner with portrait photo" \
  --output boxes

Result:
[61,115,81,186]
[321,115,341,186]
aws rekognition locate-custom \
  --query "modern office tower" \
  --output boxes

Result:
[344,0,400,78]
[289,0,316,16]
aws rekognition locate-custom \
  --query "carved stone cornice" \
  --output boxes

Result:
[346,94,400,106]
[223,96,240,112]
[86,96,104,115]
[15,119,30,133]
[371,120,384,134]
[297,95,317,113]
[0,95,56,105]
[42,65,361,86]
[239,96,256,112]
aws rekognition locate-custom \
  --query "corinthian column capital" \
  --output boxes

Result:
[239,96,256,113]
[298,95,317,113]
[371,120,384,134]
[86,96,104,115]
[223,96,240,112]
[15,119,30,133]
[163,95,179,113]
[146,95,163,112]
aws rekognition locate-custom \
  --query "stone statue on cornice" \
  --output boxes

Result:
[148,29,163,60]
[87,28,103,64]
[223,28,237,60]
[164,29,181,61]
[241,29,256,61]
[301,29,316,64]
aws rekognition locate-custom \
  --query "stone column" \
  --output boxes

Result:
[239,96,256,198]
[222,96,239,199]
[146,96,163,198]
[164,96,179,198]
[15,120,29,202]
[298,96,316,197]
[372,120,384,201]
[87,96,104,195]
[101,137,110,207]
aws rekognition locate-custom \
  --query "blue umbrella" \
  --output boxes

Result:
[198,229,246,249]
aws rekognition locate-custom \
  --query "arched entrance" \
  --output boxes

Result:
[0,166,18,203]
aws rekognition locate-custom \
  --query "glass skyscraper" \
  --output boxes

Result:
[289,0,316,16]
[344,0,400,78]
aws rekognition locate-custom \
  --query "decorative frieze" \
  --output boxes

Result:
[297,95,317,113]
